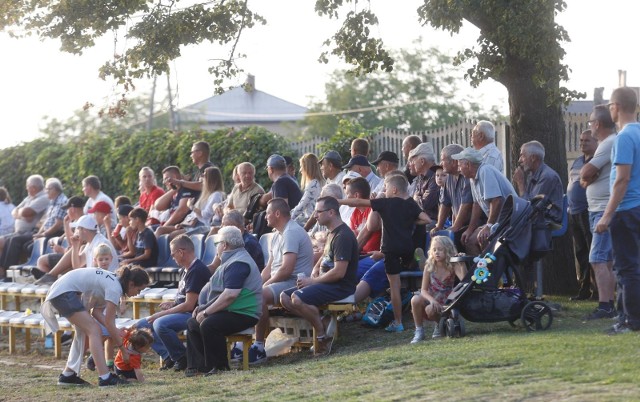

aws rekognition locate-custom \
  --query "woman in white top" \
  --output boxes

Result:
[291,153,325,225]
[0,187,15,236]
[176,166,226,237]
[42,265,149,386]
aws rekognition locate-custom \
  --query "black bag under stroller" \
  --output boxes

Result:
[439,194,555,337]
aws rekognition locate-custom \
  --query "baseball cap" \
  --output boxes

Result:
[118,204,134,216]
[342,155,370,169]
[342,171,361,183]
[371,151,399,165]
[87,201,112,214]
[62,196,85,209]
[319,150,342,164]
[266,154,287,169]
[70,215,98,231]
[451,147,484,164]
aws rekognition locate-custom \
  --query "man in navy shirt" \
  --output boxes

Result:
[259,154,302,209]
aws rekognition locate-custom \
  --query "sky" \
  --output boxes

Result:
[0,0,638,150]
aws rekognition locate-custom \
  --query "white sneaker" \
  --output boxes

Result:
[432,325,442,339]
[410,328,425,344]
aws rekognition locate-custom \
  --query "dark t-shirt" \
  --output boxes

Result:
[223,261,251,289]
[191,161,215,201]
[243,232,265,271]
[175,259,211,307]
[171,187,197,211]
[271,174,302,209]
[134,227,159,268]
[320,223,359,290]
[371,197,423,255]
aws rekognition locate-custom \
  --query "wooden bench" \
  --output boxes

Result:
[0,283,49,311]
[313,295,357,351]
[226,328,255,371]
[128,288,178,319]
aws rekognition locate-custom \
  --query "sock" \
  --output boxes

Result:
[598,302,609,310]
[99,373,111,380]
[415,326,423,331]
[62,370,75,377]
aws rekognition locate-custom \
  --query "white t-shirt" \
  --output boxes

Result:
[586,134,615,212]
[83,232,119,272]
[0,202,15,236]
[84,191,117,225]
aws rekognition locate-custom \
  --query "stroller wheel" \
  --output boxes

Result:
[521,301,553,331]
[446,318,456,338]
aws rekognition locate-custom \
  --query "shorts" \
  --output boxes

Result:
[115,367,136,379]
[383,252,415,275]
[265,279,297,305]
[46,253,64,268]
[589,211,613,263]
[359,258,389,297]
[282,283,353,306]
[49,292,85,318]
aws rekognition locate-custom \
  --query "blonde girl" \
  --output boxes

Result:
[410,236,466,343]
[291,153,325,225]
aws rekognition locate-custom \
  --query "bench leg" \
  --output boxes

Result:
[54,331,63,359]
[133,302,140,320]
[9,326,16,354]
[25,327,31,352]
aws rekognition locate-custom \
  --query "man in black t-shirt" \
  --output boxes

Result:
[259,154,302,209]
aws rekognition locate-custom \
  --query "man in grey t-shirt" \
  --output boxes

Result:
[580,105,617,320]
[249,198,313,364]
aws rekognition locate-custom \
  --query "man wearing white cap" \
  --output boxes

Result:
[452,147,516,255]
[35,215,118,284]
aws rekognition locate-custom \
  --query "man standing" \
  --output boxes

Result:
[248,198,313,364]
[567,130,598,301]
[596,87,640,334]
[471,120,504,172]
[318,151,345,186]
[281,196,359,357]
[580,106,617,318]
[431,144,473,252]
[454,148,516,255]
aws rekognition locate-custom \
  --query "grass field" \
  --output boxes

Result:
[1,296,639,401]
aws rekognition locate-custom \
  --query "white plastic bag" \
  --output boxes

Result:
[264,328,298,357]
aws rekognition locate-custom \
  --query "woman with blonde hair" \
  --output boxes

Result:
[291,153,325,225]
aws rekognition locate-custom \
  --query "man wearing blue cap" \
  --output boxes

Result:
[342,155,382,191]
[260,154,302,209]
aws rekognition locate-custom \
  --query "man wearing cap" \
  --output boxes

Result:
[453,147,517,255]
[82,175,117,224]
[319,150,345,186]
[342,155,382,191]
[370,151,400,197]
[407,143,439,251]
[259,154,302,209]
[471,120,504,172]
[0,177,66,280]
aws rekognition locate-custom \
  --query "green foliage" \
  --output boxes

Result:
[0,126,291,203]
[317,119,372,163]
[305,42,504,137]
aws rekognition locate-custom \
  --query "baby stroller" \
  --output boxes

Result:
[439,194,557,337]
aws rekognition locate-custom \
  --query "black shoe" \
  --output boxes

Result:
[159,357,175,371]
[204,367,224,377]
[98,373,129,387]
[584,308,616,320]
[173,355,188,371]
[184,368,203,378]
[31,267,45,280]
[57,373,90,386]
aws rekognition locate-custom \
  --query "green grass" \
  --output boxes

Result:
[1,297,639,401]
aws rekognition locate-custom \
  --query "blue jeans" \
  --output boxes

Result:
[137,312,191,361]
[610,206,640,329]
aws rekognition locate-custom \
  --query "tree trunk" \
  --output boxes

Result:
[503,70,578,295]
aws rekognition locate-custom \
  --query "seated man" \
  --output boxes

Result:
[0,174,49,280]
[224,162,264,216]
[153,166,197,237]
[136,234,211,371]
[245,198,313,364]
[281,196,359,357]
[453,148,517,255]
[82,175,117,224]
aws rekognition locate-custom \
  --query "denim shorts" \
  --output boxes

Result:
[589,211,613,263]
[49,292,85,318]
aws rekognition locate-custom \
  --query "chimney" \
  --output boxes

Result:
[618,70,627,87]
[594,87,604,105]
[244,74,255,93]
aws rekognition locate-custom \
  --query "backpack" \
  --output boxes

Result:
[361,289,414,329]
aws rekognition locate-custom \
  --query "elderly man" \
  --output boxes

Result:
[580,106,617,318]
[247,198,313,364]
[370,151,399,197]
[408,143,439,251]
[512,141,563,224]
[402,135,422,184]
[34,215,118,284]
[453,147,517,255]
[281,196,359,357]
[82,175,117,224]
[259,154,302,209]
[471,120,504,172]
[595,87,640,334]
[208,210,265,273]
[136,234,211,371]
[225,162,264,216]
[186,226,262,376]
[431,144,473,251]
[318,150,345,185]
[0,175,49,280]
[343,155,382,193]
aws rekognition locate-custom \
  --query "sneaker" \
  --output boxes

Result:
[607,322,634,335]
[248,345,267,365]
[385,322,404,333]
[410,328,425,344]
[432,325,442,339]
[30,267,45,280]
[159,357,175,371]
[57,373,90,386]
[173,355,188,371]
[61,333,73,346]
[229,347,243,362]
[34,273,56,285]
[86,355,96,371]
[314,336,334,357]
[98,373,129,387]
[584,308,616,320]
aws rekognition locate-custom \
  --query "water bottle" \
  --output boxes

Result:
[297,273,306,288]
[45,334,53,349]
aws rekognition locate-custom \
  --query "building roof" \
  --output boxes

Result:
[177,85,308,124]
